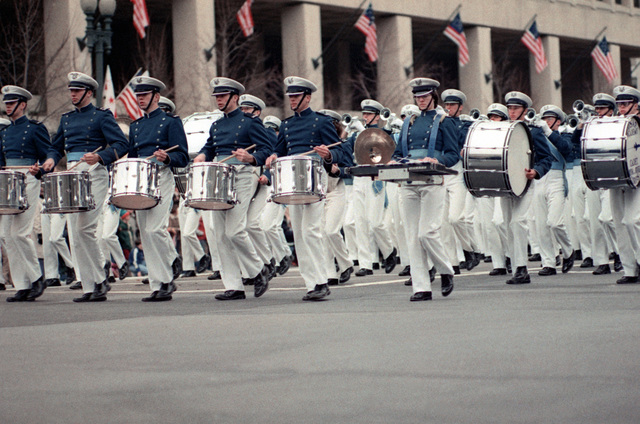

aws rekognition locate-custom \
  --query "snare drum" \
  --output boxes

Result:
[42,171,95,213]
[0,170,28,215]
[109,159,160,210]
[270,156,325,204]
[581,115,640,190]
[463,121,533,198]
[172,167,189,197]
[185,162,237,210]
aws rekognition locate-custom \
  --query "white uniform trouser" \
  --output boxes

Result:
[342,183,357,262]
[609,188,640,277]
[66,162,108,294]
[586,189,613,266]
[202,211,221,272]
[0,173,41,290]
[569,167,591,258]
[476,197,506,269]
[212,165,262,291]
[323,178,351,279]
[42,211,74,280]
[135,167,179,292]
[400,182,454,293]
[533,170,573,267]
[386,183,409,266]
[178,198,205,272]
[500,185,534,269]
[247,183,272,265]
[353,177,394,269]
[99,202,126,268]
[260,188,289,263]
[442,162,477,264]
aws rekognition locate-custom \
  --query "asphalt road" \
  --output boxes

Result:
[1,261,639,424]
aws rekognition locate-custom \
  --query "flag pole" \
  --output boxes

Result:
[553,26,607,89]
[404,4,462,77]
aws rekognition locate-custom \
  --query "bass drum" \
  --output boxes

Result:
[581,115,640,190]
[463,121,533,198]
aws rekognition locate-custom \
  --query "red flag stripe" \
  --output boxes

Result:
[237,0,254,37]
[131,0,150,39]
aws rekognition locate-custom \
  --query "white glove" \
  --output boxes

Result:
[540,120,552,136]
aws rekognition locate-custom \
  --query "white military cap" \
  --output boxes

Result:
[613,85,640,102]
[360,99,384,113]
[263,115,282,130]
[1,85,33,102]
[441,89,467,104]
[504,91,532,108]
[284,76,317,96]
[132,76,166,94]
[540,104,566,123]
[239,94,265,110]
[210,77,245,96]
[400,104,420,118]
[390,117,404,132]
[592,93,616,108]
[0,117,11,129]
[409,77,440,96]
[158,96,176,113]
[486,103,509,120]
[68,72,99,91]
[317,109,342,122]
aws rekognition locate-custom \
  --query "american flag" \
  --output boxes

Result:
[521,21,548,73]
[355,3,377,63]
[116,69,148,120]
[102,65,117,116]
[591,37,618,83]
[237,0,254,38]
[443,13,470,67]
[131,0,150,39]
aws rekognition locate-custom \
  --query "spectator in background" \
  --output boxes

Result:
[118,211,134,261]
[129,239,147,276]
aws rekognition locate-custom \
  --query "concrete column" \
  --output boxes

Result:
[172,0,217,115]
[529,35,562,108]
[335,41,352,110]
[593,42,621,93]
[43,0,90,124]
[459,26,493,111]
[377,15,413,113]
[281,3,324,110]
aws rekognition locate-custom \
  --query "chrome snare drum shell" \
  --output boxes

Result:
[109,159,160,210]
[270,156,325,205]
[185,162,238,210]
[42,171,95,214]
[0,170,28,215]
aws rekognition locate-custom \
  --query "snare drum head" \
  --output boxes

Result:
[182,112,224,159]
[505,122,532,197]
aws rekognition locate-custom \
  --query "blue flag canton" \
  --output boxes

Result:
[364,3,375,25]
[450,13,464,34]
[529,21,540,39]
[599,37,610,55]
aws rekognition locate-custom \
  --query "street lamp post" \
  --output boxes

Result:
[77,0,116,107]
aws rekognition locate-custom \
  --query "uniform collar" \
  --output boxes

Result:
[366,123,379,129]
[76,103,95,113]
[144,108,163,119]
[420,109,437,117]
[295,107,313,117]
[12,115,28,126]
[225,108,241,118]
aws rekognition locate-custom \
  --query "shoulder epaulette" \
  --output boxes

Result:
[29,119,43,125]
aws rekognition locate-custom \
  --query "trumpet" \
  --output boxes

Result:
[380,107,393,120]
[469,108,481,120]
[573,100,596,121]
[341,113,353,127]
[567,114,580,129]
[524,107,538,123]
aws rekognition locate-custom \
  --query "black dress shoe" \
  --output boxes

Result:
[528,253,541,262]
[27,277,46,300]
[429,267,436,282]
[253,267,269,298]
[91,282,108,301]
[441,274,454,297]
[483,255,492,263]
[104,262,111,280]
[69,281,82,290]
[399,265,411,277]
[453,265,460,275]
[372,262,380,270]
[404,278,412,286]
[616,276,640,284]
[141,291,159,302]
[410,291,432,301]
[6,289,33,302]
[339,266,353,284]
[155,282,176,301]
[172,257,183,280]
[141,278,149,285]
[575,249,583,261]
[45,278,61,287]
[384,248,398,274]
[74,292,106,303]
[327,278,339,286]
[593,264,611,275]
[242,277,252,286]
[580,257,594,268]
[353,259,359,267]
[107,275,116,283]
[613,254,623,272]
[489,268,507,276]
[562,250,575,273]
[266,258,277,281]
[0,283,5,290]
[507,266,531,284]
[555,255,561,267]
[464,251,480,271]
[181,270,197,278]
[207,271,221,280]
[119,261,130,280]
[277,255,292,276]
[538,267,557,276]
[609,252,616,260]
[355,268,372,277]
[215,290,246,300]
[196,254,211,274]
[65,268,76,285]
[302,284,330,301]
[506,257,512,274]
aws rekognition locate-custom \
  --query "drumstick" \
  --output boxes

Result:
[218,144,257,163]
[143,145,179,161]
[67,147,103,171]
[298,141,343,156]
[3,165,34,169]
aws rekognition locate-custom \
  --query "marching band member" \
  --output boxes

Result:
[265,76,343,301]
[502,91,553,285]
[533,105,575,276]
[158,96,176,114]
[608,85,640,284]
[0,85,49,302]
[98,201,130,281]
[41,208,76,286]
[177,199,209,277]
[44,72,130,302]
[129,76,189,301]
[194,78,272,301]
[392,78,457,301]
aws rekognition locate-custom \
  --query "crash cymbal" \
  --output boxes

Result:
[354,128,395,165]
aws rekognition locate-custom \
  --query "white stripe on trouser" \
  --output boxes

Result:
[476,197,506,269]
[585,189,611,266]
[386,183,409,266]
[342,184,358,262]
[247,184,272,265]
[533,170,573,267]
[41,211,74,279]
[569,168,591,257]
[500,186,534,268]
[212,166,262,291]
[135,167,179,292]
[66,162,108,293]
[178,198,205,271]
[202,211,221,272]
[99,201,126,268]
[609,188,640,277]
[260,190,290,262]
[323,178,351,279]
[0,174,42,290]
[400,183,453,293]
